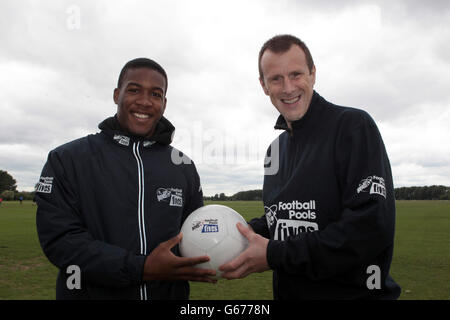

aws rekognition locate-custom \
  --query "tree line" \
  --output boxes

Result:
[394,185,450,200]
[206,186,450,201]
[0,170,35,201]
[1,170,449,201]
[204,190,263,201]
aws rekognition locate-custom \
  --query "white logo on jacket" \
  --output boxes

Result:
[274,220,319,240]
[36,176,54,194]
[264,204,278,228]
[156,187,183,207]
[266,200,319,240]
[113,134,130,146]
[357,175,386,198]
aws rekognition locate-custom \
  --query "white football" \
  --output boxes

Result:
[179,204,249,279]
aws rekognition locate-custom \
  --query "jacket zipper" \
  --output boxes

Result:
[133,141,148,300]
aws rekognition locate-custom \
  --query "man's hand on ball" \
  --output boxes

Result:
[143,232,217,283]
[219,222,270,279]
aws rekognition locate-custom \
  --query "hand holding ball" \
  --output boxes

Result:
[179,205,249,279]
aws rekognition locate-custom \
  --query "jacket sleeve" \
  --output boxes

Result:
[266,111,396,280]
[35,149,146,288]
[248,215,270,238]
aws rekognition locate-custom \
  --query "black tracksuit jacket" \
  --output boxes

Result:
[35,116,203,299]
[249,91,401,299]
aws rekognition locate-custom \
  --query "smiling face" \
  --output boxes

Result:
[259,44,316,128]
[113,68,167,138]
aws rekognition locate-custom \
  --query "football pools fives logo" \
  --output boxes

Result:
[264,204,278,228]
[36,176,54,194]
[192,219,219,233]
[265,200,319,241]
[156,187,183,207]
[357,175,386,198]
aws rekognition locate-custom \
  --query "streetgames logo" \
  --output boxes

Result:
[113,134,130,146]
[143,141,156,148]
[36,176,54,194]
[264,204,278,228]
[156,187,183,207]
[357,175,386,198]
[192,219,219,233]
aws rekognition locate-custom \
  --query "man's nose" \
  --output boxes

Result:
[136,93,153,106]
[282,78,296,94]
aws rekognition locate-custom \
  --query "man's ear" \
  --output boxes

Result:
[162,97,167,114]
[113,88,120,105]
[310,65,316,86]
[259,77,269,96]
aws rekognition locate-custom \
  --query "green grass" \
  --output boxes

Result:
[0,200,448,300]
[0,201,58,299]
[389,201,450,299]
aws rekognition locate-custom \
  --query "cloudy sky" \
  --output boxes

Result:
[0,0,449,196]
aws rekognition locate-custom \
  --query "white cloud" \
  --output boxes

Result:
[379,102,450,187]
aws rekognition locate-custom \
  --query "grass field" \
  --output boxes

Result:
[0,200,448,300]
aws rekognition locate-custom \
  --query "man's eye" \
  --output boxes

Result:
[271,76,282,83]
[128,88,139,93]
[152,92,162,98]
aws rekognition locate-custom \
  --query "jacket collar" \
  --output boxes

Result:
[274,90,320,133]
[98,115,175,147]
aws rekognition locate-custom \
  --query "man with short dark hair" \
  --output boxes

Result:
[36,58,216,300]
[220,35,401,300]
